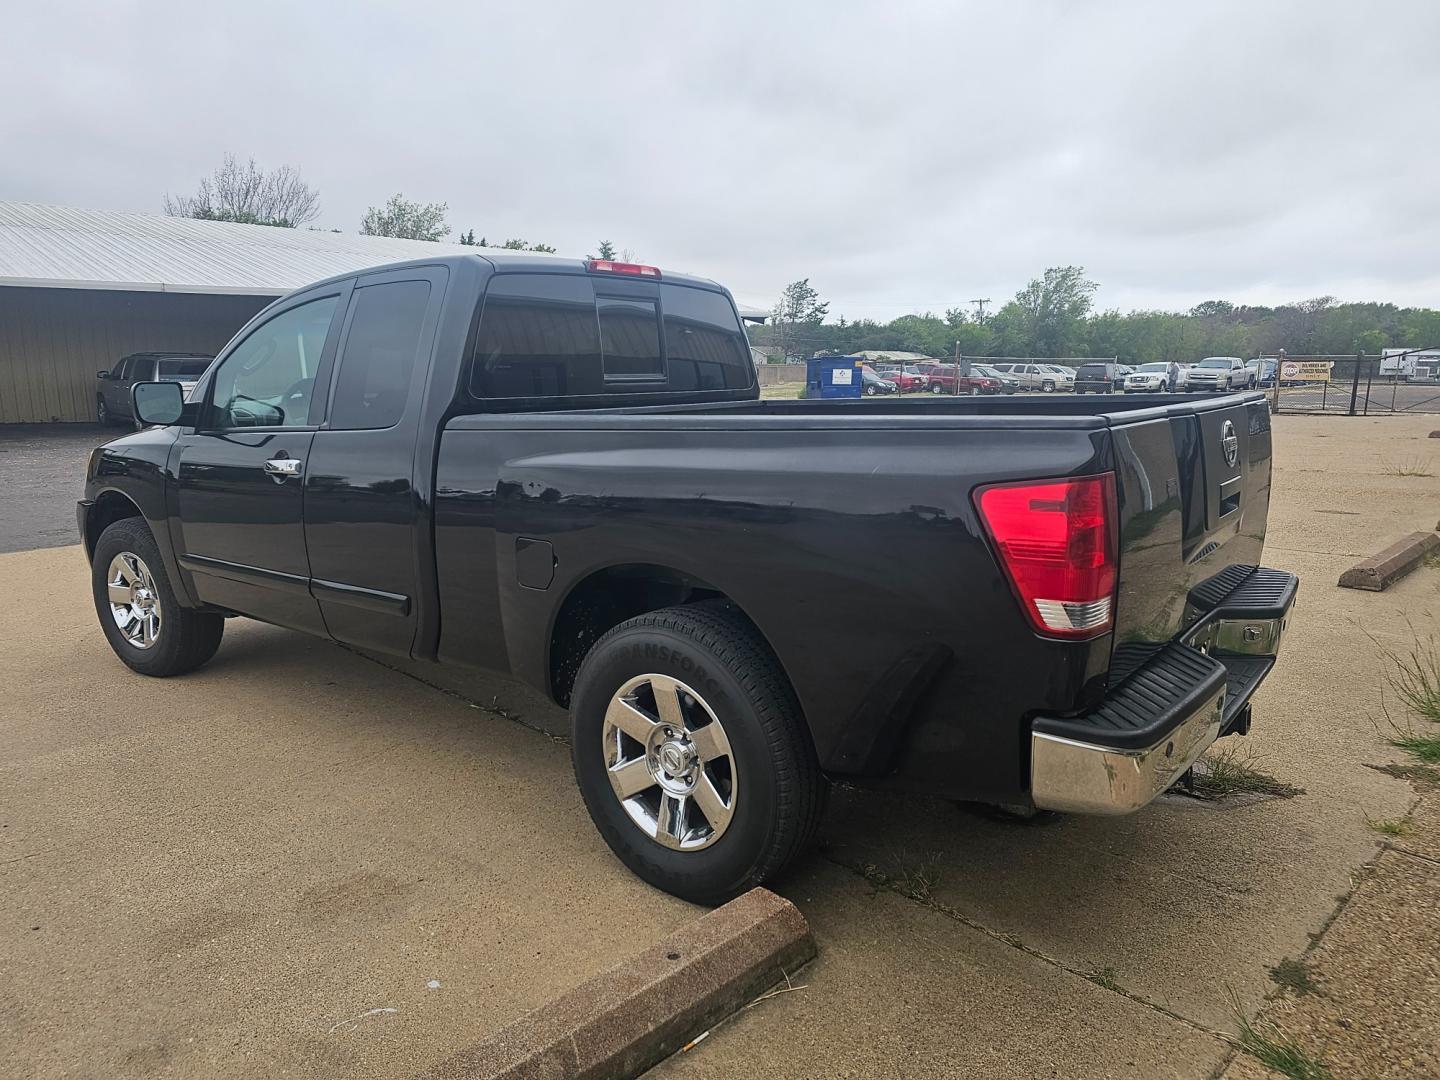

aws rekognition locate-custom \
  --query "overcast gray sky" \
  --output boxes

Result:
[3,0,1438,319]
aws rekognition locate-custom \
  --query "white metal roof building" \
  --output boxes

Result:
[0,202,766,422]
[0,202,491,297]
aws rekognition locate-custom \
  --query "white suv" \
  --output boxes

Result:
[1185,356,1250,392]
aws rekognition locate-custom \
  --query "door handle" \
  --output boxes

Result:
[264,457,303,478]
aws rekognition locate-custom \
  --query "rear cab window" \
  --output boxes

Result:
[469,272,753,402]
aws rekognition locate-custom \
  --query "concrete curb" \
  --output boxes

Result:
[1338,531,1440,591]
[416,887,816,1080]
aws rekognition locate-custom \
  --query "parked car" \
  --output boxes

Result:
[878,367,925,393]
[96,353,213,426]
[1245,358,1278,387]
[1123,362,1172,393]
[1187,357,1252,392]
[1073,362,1125,394]
[921,363,1005,395]
[989,363,1069,392]
[971,364,1020,393]
[861,366,899,395]
[80,252,1296,904]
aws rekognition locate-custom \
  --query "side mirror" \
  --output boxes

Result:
[97,370,110,380]
[132,381,185,426]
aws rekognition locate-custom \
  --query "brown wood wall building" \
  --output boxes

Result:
[0,287,271,423]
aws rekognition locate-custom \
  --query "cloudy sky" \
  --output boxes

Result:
[4,0,1438,319]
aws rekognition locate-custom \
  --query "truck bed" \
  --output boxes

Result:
[435,389,1274,806]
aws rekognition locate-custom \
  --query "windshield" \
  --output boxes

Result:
[973,366,1000,377]
[1197,359,1230,369]
[1136,363,1167,372]
[158,358,210,379]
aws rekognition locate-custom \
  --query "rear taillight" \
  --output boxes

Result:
[974,473,1118,639]
[585,259,661,278]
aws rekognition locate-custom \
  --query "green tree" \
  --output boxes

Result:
[1010,266,1098,355]
[361,194,450,241]
[458,229,479,246]
[771,279,830,360]
[163,153,320,228]
[594,240,617,260]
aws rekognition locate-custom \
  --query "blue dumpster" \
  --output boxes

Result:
[805,356,864,399]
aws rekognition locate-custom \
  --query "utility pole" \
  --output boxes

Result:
[971,298,990,319]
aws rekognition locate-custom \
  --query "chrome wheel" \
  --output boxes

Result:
[602,674,737,851]
[106,552,162,649]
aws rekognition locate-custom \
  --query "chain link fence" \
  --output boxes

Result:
[1267,350,1440,415]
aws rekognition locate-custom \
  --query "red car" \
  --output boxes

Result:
[874,366,925,392]
[918,363,1003,395]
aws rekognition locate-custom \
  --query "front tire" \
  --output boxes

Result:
[570,602,825,905]
[92,517,224,677]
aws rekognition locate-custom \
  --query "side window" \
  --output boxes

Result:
[661,284,752,391]
[115,357,135,380]
[471,274,602,398]
[598,297,662,381]
[329,280,431,430]
[207,296,339,428]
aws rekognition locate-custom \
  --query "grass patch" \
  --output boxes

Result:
[1380,635,1440,725]
[1189,746,1304,800]
[1383,456,1434,477]
[1367,817,1409,837]
[1390,732,1440,764]
[1085,965,1120,992]
[862,850,943,902]
[1232,994,1332,1080]
[1268,957,1319,996]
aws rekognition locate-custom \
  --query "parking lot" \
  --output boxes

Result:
[4,414,1440,1077]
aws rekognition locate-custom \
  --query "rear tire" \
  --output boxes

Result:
[92,517,224,677]
[570,602,826,905]
[96,396,115,426]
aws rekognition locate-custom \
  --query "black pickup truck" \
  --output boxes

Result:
[80,253,1297,903]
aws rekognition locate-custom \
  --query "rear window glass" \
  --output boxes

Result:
[662,284,752,392]
[471,275,603,398]
[1078,364,1110,377]
[598,296,662,380]
[158,358,210,379]
[470,274,753,398]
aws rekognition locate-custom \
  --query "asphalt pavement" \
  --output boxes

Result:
[0,423,109,552]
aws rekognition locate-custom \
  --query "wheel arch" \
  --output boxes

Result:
[545,562,784,712]
[83,489,145,560]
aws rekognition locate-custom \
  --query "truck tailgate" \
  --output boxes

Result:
[1108,394,1275,677]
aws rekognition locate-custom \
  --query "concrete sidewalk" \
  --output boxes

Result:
[0,544,696,1078]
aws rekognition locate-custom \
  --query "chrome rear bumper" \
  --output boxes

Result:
[1030,566,1296,815]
